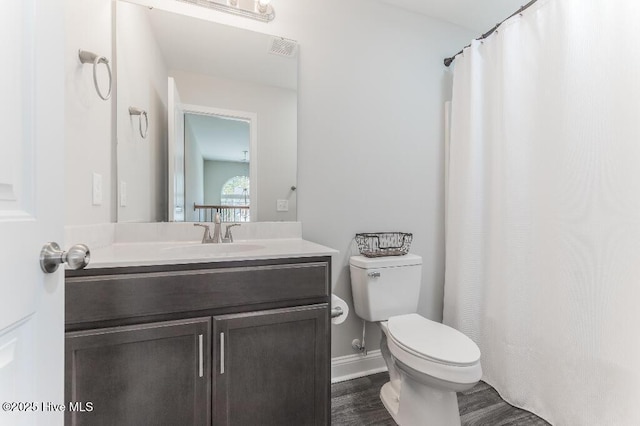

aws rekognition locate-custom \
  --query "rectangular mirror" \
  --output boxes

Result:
[116,0,298,223]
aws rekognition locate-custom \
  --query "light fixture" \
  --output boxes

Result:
[257,0,271,14]
[176,0,275,22]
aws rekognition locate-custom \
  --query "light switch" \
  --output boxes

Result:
[92,173,102,206]
[276,199,289,212]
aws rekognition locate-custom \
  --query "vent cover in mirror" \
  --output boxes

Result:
[268,37,298,58]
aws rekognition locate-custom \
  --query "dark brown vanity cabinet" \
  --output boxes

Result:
[65,257,331,426]
[65,317,211,426]
[213,305,328,426]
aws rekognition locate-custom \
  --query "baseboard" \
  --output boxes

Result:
[331,349,388,384]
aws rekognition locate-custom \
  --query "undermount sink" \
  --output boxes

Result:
[163,242,265,256]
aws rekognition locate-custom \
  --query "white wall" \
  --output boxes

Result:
[171,71,297,222]
[204,0,475,358]
[233,0,475,358]
[116,1,169,223]
[184,124,204,222]
[65,0,114,225]
[204,161,251,205]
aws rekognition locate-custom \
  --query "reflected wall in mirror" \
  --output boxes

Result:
[116,0,298,223]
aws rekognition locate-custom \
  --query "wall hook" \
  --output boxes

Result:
[129,107,149,139]
[78,49,112,101]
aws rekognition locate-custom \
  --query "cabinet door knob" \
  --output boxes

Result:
[40,242,90,273]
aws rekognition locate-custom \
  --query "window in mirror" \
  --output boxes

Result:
[220,175,250,222]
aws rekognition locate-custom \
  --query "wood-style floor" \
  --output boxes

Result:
[331,373,551,426]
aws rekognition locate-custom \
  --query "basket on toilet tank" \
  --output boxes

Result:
[350,254,422,322]
[354,232,412,257]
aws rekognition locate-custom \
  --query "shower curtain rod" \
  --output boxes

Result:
[443,0,539,67]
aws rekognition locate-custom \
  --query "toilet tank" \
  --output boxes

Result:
[349,254,422,322]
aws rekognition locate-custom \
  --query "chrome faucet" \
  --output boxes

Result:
[223,224,241,243]
[194,213,222,244]
[211,212,222,243]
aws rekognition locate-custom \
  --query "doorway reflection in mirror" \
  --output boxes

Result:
[185,113,251,223]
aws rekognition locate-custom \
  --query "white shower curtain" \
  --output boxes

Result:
[444,1,640,424]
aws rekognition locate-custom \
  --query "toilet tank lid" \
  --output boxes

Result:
[350,253,422,269]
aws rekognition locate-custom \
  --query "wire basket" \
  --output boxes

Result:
[355,232,413,258]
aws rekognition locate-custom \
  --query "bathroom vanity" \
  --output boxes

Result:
[64,238,333,426]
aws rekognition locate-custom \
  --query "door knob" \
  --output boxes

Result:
[40,242,90,273]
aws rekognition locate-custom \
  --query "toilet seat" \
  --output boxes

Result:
[381,314,482,387]
[386,313,480,367]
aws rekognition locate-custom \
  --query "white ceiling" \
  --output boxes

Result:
[145,6,297,90]
[378,0,528,33]
[185,113,250,162]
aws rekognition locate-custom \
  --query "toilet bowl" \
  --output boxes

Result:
[349,254,482,426]
[379,314,482,426]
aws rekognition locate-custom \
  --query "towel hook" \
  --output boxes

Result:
[129,107,149,139]
[78,49,112,101]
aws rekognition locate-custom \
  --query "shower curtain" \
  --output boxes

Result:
[443,1,640,424]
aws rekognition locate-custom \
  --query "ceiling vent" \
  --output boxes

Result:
[268,37,298,58]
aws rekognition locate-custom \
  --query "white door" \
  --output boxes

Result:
[168,77,186,222]
[0,1,66,425]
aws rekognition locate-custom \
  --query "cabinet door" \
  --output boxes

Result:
[65,317,211,426]
[213,304,329,426]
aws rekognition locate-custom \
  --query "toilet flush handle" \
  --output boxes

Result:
[368,271,381,278]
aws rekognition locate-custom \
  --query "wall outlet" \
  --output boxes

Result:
[120,181,127,207]
[276,199,289,212]
[92,173,102,206]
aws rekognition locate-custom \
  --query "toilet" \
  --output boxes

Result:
[350,254,482,426]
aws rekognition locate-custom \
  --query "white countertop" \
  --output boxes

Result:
[82,238,338,269]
